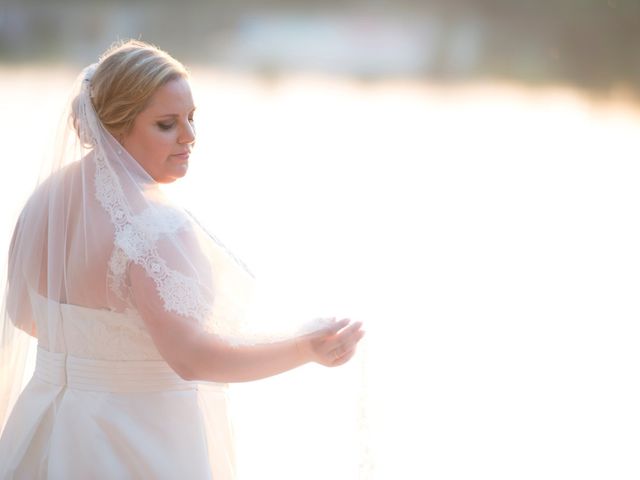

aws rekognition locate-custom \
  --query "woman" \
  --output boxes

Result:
[0,40,364,479]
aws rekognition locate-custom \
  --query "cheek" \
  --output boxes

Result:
[123,125,177,179]
[141,131,174,163]
[153,132,176,155]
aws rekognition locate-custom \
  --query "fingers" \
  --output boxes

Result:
[324,317,349,335]
[307,316,366,367]
[327,322,365,362]
[334,321,364,348]
[309,318,350,343]
[340,321,363,338]
[331,348,356,366]
[330,333,364,366]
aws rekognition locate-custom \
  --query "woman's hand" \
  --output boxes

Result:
[298,318,365,367]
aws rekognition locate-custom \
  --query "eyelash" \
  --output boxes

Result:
[157,117,195,131]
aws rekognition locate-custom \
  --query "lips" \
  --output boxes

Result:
[171,152,190,160]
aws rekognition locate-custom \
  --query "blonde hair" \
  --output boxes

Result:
[86,40,189,136]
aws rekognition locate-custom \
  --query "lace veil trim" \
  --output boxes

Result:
[94,152,213,323]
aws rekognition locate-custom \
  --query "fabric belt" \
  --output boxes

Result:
[33,346,222,393]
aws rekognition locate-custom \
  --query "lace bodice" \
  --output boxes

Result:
[30,291,162,360]
[29,213,256,359]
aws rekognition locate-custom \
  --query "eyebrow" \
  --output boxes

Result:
[155,108,197,119]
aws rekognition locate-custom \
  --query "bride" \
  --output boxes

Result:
[0,40,364,479]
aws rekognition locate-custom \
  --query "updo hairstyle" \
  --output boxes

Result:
[72,39,189,140]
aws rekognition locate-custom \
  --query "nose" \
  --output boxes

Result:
[179,120,196,145]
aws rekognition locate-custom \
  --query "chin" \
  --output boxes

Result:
[158,178,179,184]
[158,166,188,183]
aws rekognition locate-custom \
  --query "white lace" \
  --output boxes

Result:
[64,308,162,360]
[107,247,130,306]
[94,152,213,323]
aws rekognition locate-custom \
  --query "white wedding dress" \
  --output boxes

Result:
[0,285,250,479]
[0,61,269,480]
[0,187,329,479]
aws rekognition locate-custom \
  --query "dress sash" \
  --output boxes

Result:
[33,346,226,393]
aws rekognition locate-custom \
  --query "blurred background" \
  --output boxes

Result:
[2,1,640,479]
[3,0,640,94]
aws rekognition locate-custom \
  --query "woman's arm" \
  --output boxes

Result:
[130,263,364,382]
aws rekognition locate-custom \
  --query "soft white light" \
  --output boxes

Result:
[4,66,640,479]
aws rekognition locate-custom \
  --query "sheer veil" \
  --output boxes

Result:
[0,56,372,480]
[0,60,312,434]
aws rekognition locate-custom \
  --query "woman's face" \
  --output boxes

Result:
[120,77,196,183]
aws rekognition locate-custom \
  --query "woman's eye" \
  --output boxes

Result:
[157,122,175,131]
